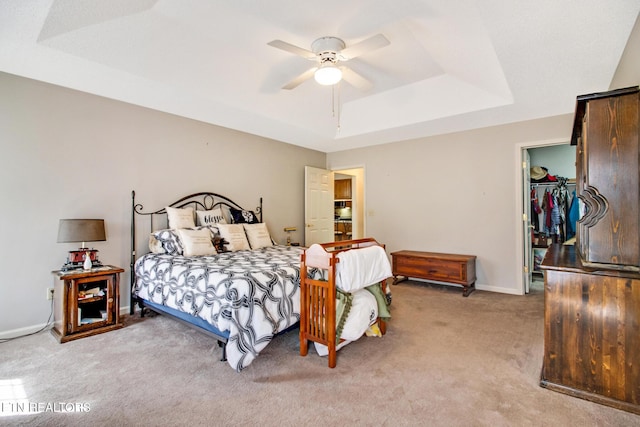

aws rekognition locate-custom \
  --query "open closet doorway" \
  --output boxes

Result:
[517,141,577,294]
[332,167,365,242]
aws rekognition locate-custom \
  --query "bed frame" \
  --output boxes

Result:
[129,190,262,360]
[299,238,389,368]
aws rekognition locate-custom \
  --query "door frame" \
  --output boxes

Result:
[523,149,532,293]
[514,138,568,295]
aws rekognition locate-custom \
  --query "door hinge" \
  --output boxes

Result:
[522,213,527,221]
[523,266,529,273]
[522,161,527,169]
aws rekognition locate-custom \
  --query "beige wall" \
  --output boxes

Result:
[328,14,640,295]
[0,72,325,336]
[610,12,640,90]
[328,115,574,294]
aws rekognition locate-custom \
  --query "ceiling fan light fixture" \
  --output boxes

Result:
[314,62,342,86]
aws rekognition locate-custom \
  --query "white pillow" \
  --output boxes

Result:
[196,207,227,226]
[176,228,216,256]
[216,224,250,252]
[243,223,273,249]
[166,206,195,229]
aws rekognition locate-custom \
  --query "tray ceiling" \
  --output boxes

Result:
[0,1,638,152]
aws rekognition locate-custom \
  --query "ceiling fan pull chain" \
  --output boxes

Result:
[332,85,335,117]
[336,83,341,133]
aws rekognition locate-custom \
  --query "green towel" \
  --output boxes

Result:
[365,283,391,320]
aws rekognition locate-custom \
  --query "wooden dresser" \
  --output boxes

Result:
[573,86,640,271]
[540,86,640,414]
[391,250,476,296]
[541,245,640,414]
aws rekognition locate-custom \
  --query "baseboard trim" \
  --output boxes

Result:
[0,323,52,340]
[475,283,523,295]
[0,306,133,340]
[396,278,523,295]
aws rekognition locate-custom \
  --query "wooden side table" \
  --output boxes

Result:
[51,265,124,343]
[391,251,477,296]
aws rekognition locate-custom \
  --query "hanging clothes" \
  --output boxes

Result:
[567,190,579,239]
[552,178,569,242]
[531,188,541,231]
[542,190,561,238]
[530,178,576,243]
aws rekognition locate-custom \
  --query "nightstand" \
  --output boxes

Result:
[51,265,124,343]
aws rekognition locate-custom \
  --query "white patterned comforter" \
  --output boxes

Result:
[133,245,304,371]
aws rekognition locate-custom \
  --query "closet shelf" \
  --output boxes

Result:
[530,181,576,186]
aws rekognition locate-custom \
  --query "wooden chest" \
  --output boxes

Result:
[391,250,477,296]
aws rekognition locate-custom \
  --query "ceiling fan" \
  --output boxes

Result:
[267,34,390,91]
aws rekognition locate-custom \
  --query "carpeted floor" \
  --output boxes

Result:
[1,280,638,426]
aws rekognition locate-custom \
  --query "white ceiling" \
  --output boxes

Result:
[1,1,638,153]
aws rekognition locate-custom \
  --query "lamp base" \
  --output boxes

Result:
[61,249,103,271]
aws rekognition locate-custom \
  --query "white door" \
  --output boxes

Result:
[304,166,334,246]
[522,150,533,293]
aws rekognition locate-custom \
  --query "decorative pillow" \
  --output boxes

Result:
[229,207,259,224]
[149,229,183,255]
[196,207,227,226]
[149,234,164,254]
[166,206,195,229]
[176,228,217,257]
[195,225,219,239]
[243,223,273,249]
[216,223,251,252]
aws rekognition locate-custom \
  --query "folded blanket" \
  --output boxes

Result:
[336,245,392,292]
[314,289,378,356]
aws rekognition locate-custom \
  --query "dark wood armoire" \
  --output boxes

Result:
[540,86,640,415]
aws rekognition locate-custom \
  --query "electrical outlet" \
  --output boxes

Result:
[47,287,54,300]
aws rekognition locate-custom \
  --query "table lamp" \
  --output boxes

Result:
[57,219,106,270]
[283,226,297,246]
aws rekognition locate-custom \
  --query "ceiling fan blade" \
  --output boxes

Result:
[282,67,317,90]
[341,67,373,91]
[267,40,316,60]
[340,34,390,60]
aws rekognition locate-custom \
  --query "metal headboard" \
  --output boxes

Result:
[129,190,262,314]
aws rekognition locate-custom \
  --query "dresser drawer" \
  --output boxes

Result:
[394,256,466,282]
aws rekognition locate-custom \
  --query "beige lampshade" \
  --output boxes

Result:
[57,219,106,246]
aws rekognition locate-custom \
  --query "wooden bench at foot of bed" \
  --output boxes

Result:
[299,238,389,368]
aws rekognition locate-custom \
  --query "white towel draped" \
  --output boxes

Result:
[336,245,392,292]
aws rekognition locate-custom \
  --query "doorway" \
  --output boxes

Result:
[516,140,576,294]
[332,167,364,241]
[304,166,365,246]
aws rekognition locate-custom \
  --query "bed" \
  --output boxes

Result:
[130,191,391,371]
